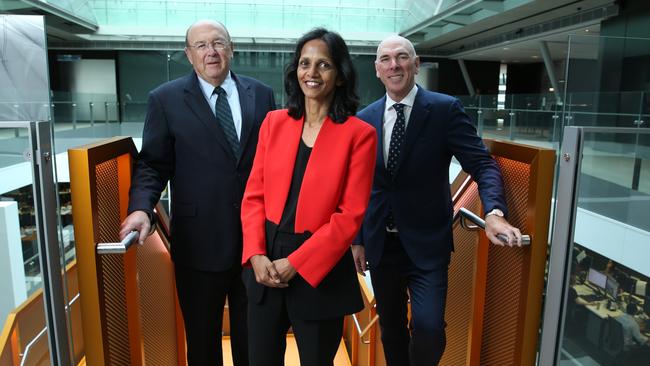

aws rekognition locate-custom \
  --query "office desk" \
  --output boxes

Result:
[585,302,624,319]
[574,284,597,297]
[572,285,623,346]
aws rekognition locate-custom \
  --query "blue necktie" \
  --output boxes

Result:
[214,86,239,157]
[386,103,405,230]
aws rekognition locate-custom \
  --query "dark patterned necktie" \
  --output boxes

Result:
[214,86,239,157]
[386,103,405,230]
[387,103,405,175]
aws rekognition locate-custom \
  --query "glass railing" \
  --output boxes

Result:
[36,90,648,143]
[457,91,649,149]
[542,127,650,366]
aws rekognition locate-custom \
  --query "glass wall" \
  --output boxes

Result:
[49,49,385,127]
[554,35,650,366]
[89,0,407,36]
[1,15,77,365]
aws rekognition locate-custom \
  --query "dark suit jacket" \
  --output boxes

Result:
[241,110,376,319]
[357,87,507,270]
[128,71,275,272]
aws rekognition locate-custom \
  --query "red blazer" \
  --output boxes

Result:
[242,109,377,287]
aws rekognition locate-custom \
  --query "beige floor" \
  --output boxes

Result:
[222,335,351,366]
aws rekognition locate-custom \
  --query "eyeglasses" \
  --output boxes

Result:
[188,40,229,52]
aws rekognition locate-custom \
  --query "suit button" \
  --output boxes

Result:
[233,203,240,209]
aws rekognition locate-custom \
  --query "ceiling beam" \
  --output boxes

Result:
[401,0,484,37]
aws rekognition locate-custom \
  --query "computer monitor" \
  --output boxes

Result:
[587,268,607,290]
[635,280,647,297]
[606,277,619,300]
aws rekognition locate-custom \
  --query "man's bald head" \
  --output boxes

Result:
[376,35,417,60]
[185,20,231,47]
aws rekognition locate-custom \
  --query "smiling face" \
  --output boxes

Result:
[297,39,340,105]
[184,21,233,86]
[375,36,420,102]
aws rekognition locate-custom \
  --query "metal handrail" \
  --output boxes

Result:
[96,230,139,254]
[456,207,531,246]
[19,293,80,366]
[351,311,380,345]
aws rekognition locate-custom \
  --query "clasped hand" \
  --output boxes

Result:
[250,255,297,288]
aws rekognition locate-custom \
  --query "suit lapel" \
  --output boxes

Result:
[183,72,234,159]
[368,97,388,177]
[234,72,255,165]
[394,88,430,175]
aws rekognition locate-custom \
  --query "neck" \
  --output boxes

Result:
[387,84,414,103]
[304,98,331,126]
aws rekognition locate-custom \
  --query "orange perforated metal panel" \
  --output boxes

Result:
[95,159,133,366]
[439,140,554,366]
[480,157,531,366]
[136,231,181,365]
[70,137,186,366]
[441,183,481,366]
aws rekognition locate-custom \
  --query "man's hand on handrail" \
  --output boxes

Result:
[484,214,523,247]
[119,210,152,244]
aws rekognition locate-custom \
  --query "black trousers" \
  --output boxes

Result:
[174,263,249,366]
[248,286,343,366]
[370,232,450,366]
[247,231,343,366]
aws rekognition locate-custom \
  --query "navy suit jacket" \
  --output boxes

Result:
[357,87,507,270]
[128,71,275,272]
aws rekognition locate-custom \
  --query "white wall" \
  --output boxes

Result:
[0,201,27,323]
[70,59,117,121]
[574,207,650,276]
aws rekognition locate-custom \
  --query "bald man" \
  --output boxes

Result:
[120,20,275,365]
[353,35,521,365]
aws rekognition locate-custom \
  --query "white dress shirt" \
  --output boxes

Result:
[197,72,243,139]
[382,85,418,167]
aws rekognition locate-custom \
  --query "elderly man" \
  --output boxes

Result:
[120,20,275,365]
[353,35,522,365]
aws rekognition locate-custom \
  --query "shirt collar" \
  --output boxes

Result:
[196,71,235,99]
[384,84,418,112]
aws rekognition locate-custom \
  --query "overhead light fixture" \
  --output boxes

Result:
[549,88,555,92]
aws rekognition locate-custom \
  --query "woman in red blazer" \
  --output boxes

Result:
[241,28,377,365]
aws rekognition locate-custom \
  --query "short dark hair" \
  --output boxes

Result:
[285,28,359,123]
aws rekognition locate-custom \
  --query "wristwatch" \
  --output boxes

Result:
[485,208,504,218]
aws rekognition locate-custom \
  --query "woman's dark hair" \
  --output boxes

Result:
[285,28,359,123]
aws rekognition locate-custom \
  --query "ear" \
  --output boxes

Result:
[228,41,235,59]
[414,56,420,75]
[184,47,193,65]
[375,61,380,78]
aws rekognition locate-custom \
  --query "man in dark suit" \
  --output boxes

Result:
[352,35,522,365]
[119,19,275,366]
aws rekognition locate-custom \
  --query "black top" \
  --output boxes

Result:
[278,139,312,233]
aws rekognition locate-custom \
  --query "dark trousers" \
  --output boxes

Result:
[248,286,343,366]
[247,231,343,366]
[175,263,249,366]
[370,233,450,366]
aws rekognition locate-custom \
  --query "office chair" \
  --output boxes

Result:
[602,316,627,365]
